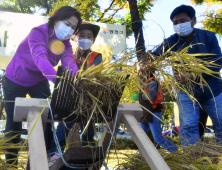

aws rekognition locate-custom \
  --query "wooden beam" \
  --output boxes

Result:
[16,99,167,170]
[100,103,143,155]
[91,103,143,170]
[14,98,49,122]
[27,111,49,170]
[25,158,30,170]
[122,114,170,170]
[118,103,143,121]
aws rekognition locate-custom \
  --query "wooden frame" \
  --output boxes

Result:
[14,98,170,170]
[27,111,49,170]
[14,98,50,170]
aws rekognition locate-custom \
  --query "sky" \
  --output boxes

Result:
[125,0,222,51]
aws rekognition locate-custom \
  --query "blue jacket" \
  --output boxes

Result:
[142,80,158,101]
[153,28,222,100]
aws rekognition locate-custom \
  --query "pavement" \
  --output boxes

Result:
[95,128,131,139]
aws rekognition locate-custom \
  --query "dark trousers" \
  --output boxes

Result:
[4,76,51,165]
[199,108,215,140]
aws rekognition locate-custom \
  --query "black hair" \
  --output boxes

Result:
[77,29,96,39]
[170,5,196,21]
[48,6,82,33]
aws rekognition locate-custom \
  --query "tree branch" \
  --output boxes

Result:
[44,0,50,14]
[35,0,45,7]
[96,0,115,22]
[34,0,50,14]
[103,3,126,23]
[0,6,14,12]
[17,0,24,13]
[24,0,32,13]
[127,0,145,59]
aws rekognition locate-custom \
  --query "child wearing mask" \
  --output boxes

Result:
[49,22,102,162]
[134,63,178,153]
[73,22,102,69]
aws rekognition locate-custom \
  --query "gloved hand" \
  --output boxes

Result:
[131,93,138,101]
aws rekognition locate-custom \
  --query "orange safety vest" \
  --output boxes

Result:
[145,78,163,109]
[73,50,100,66]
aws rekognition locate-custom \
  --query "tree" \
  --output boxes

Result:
[127,0,146,59]
[0,0,33,13]
[49,0,153,37]
[120,66,140,103]
[48,0,100,21]
[0,0,57,15]
[191,0,222,36]
[49,0,153,60]
[1,0,154,40]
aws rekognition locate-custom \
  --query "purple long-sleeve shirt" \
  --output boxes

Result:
[6,23,78,87]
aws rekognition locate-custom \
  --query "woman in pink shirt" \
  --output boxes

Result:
[4,6,80,166]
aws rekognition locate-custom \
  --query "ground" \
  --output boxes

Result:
[0,149,138,169]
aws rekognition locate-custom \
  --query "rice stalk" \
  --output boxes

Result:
[116,141,222,170]
[1,44,221,169]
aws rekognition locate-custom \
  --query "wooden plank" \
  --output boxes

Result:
[122,114,170,170]
[92,103,143,170]
[118,103,143,121]
[25,112,48,170]
[27,111,49,170]
[25,158,30,170]
[100,103,143,154]
[14,97,50,122]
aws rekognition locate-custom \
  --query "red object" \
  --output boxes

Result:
[82,21,91,25]
[145,78,163,109]
[176,126,180,134]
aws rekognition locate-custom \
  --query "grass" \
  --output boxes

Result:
[102,150,139,169]
[0,149,138,170]
[1,135,222,170]
[115,139,222,170]
[0,151,28,169]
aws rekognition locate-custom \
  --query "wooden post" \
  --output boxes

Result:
[14,98,50,170]
[14,99,170,170]
[99,103,143,157]
[91,103,143,170]
[122,114,170,170]
[27,111,49,170]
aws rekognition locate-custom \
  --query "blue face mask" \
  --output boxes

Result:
[78,39,94,50]
[55,22,75,41]
[173,19,194,37]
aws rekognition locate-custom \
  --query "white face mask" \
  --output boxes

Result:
[55,22,75,41]
[78,39,93,50]
[173,19,194,37]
